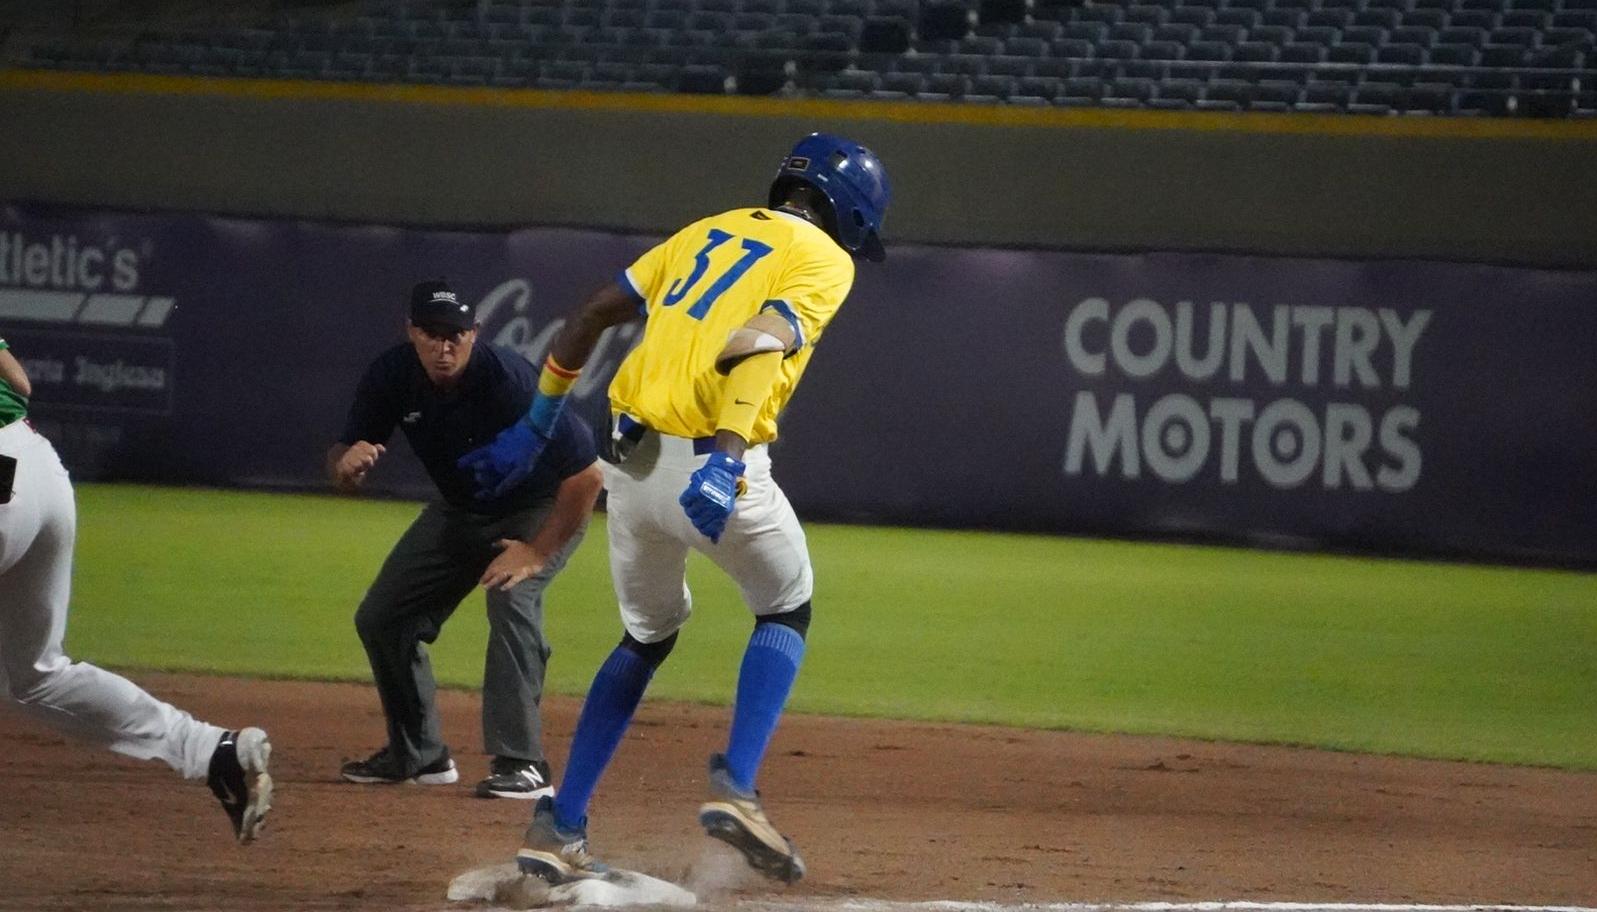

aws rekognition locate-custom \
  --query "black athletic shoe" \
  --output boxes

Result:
[207,728,273,845]
[475,757,554,800]
[340,745,459,785]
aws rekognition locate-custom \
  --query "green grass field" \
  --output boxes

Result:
[65,484,1597,770]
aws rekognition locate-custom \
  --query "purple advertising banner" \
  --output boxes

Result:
[3,202,1594,566]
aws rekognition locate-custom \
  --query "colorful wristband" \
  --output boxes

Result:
[528,356,581,436]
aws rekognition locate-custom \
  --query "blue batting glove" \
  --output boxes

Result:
[679,451,746,544]
[457,418,549,501]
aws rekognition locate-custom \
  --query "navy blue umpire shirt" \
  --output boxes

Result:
[339,341,597,515]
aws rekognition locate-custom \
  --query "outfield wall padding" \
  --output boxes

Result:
[1,73,1596,268]
[3,202,1594,565]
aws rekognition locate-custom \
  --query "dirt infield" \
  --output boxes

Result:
[0,673,1592,911]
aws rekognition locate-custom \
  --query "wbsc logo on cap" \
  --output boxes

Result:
[431,291,459,305]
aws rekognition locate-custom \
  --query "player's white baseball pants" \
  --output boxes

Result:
[0,419,223,780]
[602,432,813,644]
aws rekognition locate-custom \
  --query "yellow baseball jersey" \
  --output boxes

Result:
[609,207,855,444]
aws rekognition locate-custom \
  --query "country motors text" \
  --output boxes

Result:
[1061,298,1431,492]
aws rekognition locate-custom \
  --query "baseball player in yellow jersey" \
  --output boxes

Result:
[458,133,890,886]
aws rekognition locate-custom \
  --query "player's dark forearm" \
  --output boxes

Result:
[713,430,750,461]
[548,283,641,370]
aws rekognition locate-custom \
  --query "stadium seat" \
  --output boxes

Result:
[1260,8,1302,28]
[1157,78,1203,104]
[1328,42,1375,63]
[1032,56,1074,78]
[1377,43,1426,65]
[1451,11,1498,31]
[920,3,969,40]
[1108,22,1151,43]
[880,71,924,93]
[961,34,1004,56]
[970,73,1014,97]
[1186,41,1232,61]
[1232,42,1276,62]
[1479,44,1530,66]
[1015,75,1061,100]
[1154,23,1199,44]
[925,71,966,95]
[987,55,1034,76]
[1125,5,1167,26]
[1401,9,1447,30]
[775,12,818,33]
[1141,40,1185,61]
[1201,24,1247,45]
[979,0,1026,25]
[1052,38,1093,58]
[944,53,987,75]
[1305,9,1352,29]
[830,68,879,92]
[1106,76,1156,101]
[1294,79,1336,101]
[1016,19,1062,41]
[818,14,863,37]
[1341,25,1386,46]
[1353,9,1399,30]
[1000,36,1044,57]
[1428,43,1478,65]
[677,64,727,92]
[1097,40,1139,60]
[1499,10,1548,28]
[895,54,940,73]
[1168,7,1213,28]
[1062,76,1103,99]
[1214,9,1261,29]
[1253,80,1299,105]
[1205,78,1252,106]
[859,17,910,52]
[1406,82,1455,113]
[1077,6,1123,26]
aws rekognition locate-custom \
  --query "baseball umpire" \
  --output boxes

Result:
[458,133,890,882]
[329,280,602,799]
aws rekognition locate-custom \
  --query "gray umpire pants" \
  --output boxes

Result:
[354,499,586,775]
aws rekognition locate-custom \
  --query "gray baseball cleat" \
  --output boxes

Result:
[207,727,273,845]
[698,753,805,884]
[516,795,611,884]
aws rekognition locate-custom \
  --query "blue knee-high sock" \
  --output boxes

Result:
[725,623,806,792]
[553,647,653,830]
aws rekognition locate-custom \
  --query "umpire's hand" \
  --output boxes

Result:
[480,539,548,591]
[332,441,386,490]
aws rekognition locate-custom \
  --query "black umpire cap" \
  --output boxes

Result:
[409,279,475,333]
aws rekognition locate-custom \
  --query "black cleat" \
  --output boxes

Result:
[475,757,554,800]
[207,728,273,845]
[340,745,459,785]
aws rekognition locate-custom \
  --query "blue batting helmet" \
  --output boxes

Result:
[768,133,892,262]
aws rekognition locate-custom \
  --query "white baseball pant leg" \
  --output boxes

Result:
[0,420,224,780]
[603,433,812,643]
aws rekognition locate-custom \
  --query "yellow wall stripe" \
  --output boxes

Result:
[3,67,1595,140]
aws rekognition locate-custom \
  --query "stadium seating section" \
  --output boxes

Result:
[12,0,1597,115]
